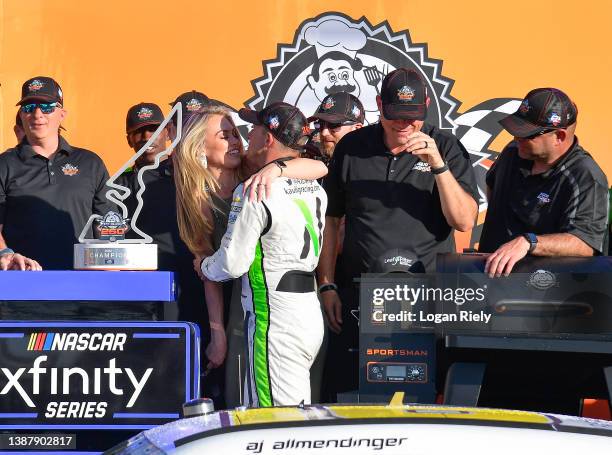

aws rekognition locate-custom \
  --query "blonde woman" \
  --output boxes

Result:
[174,105,327,374]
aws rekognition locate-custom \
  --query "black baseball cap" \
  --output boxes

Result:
[17,76,63,106]
[170,90,213,124]
[308,92,365,124]
[369,249,426,275]
[239,102,310,150]
[126,103,165,133]
[499,88,578,138]
[380,68,427,120]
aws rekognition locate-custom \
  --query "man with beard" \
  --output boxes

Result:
[309,92,364,162]
[118,101,229,405]
[318,68,478,401]
[308,92,364,401]
[479,88,608,276]
[306,52,363,103]
[124,102,169,170]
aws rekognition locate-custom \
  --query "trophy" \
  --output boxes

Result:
[73,104,183,270]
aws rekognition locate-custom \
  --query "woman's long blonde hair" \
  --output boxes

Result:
[174,105,237,256]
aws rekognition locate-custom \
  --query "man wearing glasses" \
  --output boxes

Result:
[0,76,114,270]
[479,88,608,277]
[309,92,365,161]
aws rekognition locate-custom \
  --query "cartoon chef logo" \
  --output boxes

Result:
[245,13,458,127]
[243,12,520,249]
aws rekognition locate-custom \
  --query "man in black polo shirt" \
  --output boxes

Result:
[318,68,478,400]
[124,102,170,171]
[479,88,608,277]
[0,76,114,270]
[14,111,25,143]
[118,102,194,276]
[118,102,223,403]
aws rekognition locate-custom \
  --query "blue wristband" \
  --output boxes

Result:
[0,248,15,257]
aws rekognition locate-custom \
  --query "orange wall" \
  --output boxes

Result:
[1,0,611,176]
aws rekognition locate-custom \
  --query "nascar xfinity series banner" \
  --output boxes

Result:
[0,322,199,430]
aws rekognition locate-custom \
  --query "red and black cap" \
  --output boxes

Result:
[499,88,578,138]
[308,92,365,124]
[126,102,165,133]
[369,249,425,275]
[239,102,310,150]
[380,68,427,120]
[17,76,63,106]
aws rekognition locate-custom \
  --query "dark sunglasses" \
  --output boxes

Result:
[314,120,356,131]
[20,102,61,114]
[524,128,559,140]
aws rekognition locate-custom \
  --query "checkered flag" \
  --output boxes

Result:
[453,98,521,246]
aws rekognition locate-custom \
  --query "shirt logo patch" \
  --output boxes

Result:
[384,256,413,267]
[412,161,431,172]
[137,107,153,119]
[186,99,202,112]
[537,192,550,204]
[397,86,415,101]
[61,163,79,176]
[28,79,44,92]
[549,112,561,126]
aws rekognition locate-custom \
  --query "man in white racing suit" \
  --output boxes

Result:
[201,102,327,407]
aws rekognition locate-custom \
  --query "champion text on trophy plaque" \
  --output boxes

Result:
[73,102,182,271]
[74,211,158,270]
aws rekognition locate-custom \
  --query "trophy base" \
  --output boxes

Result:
[74,244,158,270]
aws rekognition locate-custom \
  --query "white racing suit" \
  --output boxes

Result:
[202,177,326,407]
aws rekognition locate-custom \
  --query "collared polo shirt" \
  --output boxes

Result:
[479,138,609,253]
[117,160,209,324]
[0,137,114,269]
[324,122,478,282]
[118,160,194,271]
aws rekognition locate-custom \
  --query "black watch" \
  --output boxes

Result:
[522,233,538,253]
[431,163,449,175]
[318,283,338,293]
